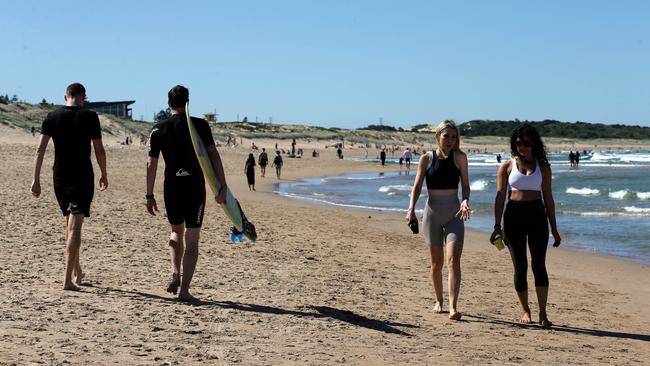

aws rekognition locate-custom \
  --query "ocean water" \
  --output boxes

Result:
[275,150,650,265]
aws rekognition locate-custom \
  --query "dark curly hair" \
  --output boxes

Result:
[510,123,549,165]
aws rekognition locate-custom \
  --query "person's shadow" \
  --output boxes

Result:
[84,284,418,336]
[464,314,650,342]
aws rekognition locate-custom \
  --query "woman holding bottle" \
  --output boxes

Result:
[491,124,561,328]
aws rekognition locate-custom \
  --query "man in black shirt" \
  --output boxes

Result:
[31,82,108,291]
[146,85,228,302]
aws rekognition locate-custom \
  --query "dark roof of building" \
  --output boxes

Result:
[85,101,135,108]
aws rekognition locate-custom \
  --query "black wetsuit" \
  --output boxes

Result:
[41,106,101,217]
[148,114,215,228]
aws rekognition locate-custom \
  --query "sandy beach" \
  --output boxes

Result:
[1,131,649,365]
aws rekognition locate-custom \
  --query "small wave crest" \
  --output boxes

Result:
[624,206,650,214]
[608,190,630,200]
[566,187,600,196]
[637,192,650,200]
[470,180,489,191]
[378,184,412,193]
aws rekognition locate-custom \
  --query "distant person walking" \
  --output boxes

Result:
[575,151,581,167]
[258,148,268,177]
[31,82,108,291]
[31,126,36,136]
[380,149,386,166]
[569,151,576,168]
[491,124,561,328]
[403,147,413,169]
[245,153,256,191]
[146,85,228,302]
[406,120,471,320]
[273,150,283,179]
[496,153,502,164]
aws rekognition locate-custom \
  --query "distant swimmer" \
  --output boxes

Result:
[146,85,228,302]
[497,153,502,164]
[403,147,413,169]
[491,124,561,328]
[406,120,471,320]
[569,151,576,168]
[31,83,108,291]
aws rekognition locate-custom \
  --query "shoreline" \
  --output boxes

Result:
[271,166,650,268]
[2,134,650,364]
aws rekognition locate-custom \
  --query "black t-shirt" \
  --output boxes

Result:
[41,106,102,184]
[258,152,268,165]
[148,114,215,184]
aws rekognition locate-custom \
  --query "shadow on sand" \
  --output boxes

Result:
[464,314,650,342]
[85,284,417,336]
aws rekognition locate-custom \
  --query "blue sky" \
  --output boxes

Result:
[1,1,648,127]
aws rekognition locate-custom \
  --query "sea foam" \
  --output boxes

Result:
[566,187,600,196]
[378,184,412,193]
[470,180,489,191]
[624,206,650,214]
[637,192,650,200]
[608,190,629,200]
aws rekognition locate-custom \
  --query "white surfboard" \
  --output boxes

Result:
[185,102,257,242]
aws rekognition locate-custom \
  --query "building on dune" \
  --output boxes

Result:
[85,100,135,119]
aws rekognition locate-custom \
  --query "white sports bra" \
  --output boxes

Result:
[508,159,542,191]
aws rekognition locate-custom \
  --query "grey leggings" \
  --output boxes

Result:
[422,195,464,246]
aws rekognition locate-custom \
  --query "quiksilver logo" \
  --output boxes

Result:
[176,168,190,177]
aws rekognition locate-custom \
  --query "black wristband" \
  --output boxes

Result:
[494,224,501,229]
[145,194,155,199]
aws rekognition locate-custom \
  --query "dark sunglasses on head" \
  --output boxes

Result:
[515,140,532,147]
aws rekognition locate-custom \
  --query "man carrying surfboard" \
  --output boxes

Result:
[146,85,228,302]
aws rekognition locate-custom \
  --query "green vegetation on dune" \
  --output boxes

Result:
[2,102,649,145]
[461,119,650,139]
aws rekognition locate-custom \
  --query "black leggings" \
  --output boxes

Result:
[504,199,549,292]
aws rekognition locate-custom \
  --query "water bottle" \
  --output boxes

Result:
[491,232,505,251]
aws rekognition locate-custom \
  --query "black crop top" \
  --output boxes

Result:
[425,150,460,189]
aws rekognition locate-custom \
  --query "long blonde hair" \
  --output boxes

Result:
[434,119,462,153]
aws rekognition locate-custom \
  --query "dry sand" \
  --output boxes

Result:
[1,130,649,365]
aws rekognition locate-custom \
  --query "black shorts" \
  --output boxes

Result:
[164,178,206,228]
[54,181,94,217]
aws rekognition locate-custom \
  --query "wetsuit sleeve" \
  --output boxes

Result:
[196,119,216,148]
[88,111,102,139]
[148,126,161,158]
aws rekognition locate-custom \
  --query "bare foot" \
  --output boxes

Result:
[433,301,443,314]
[73,271,84,286]
[449,311,462,321]
[539,313,553,328]
[178,292,199,303]
[63,283,81,291]
[519,311,532,324]
[166,273,181,295]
